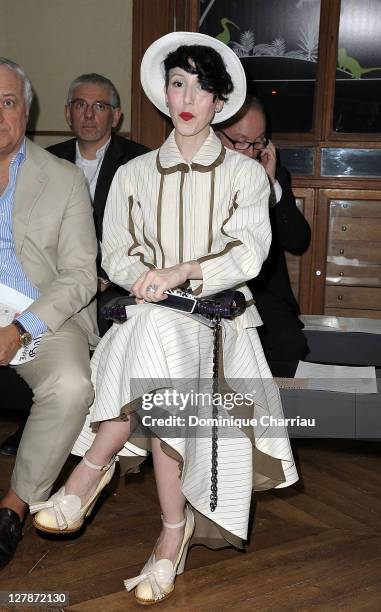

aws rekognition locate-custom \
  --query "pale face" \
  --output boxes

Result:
[165,68,223,141]
[0,65,28,160]
[65,83,121,146]
[219,107,267,159]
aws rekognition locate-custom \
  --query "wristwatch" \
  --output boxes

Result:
[12,320,33,347]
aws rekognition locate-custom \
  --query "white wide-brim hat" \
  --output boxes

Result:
[140,31,246,124]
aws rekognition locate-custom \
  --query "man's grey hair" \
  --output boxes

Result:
[0,57,34,110]
[67,73,120,108]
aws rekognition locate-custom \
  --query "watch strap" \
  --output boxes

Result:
[12,319,27,336]
[11,319,33,347]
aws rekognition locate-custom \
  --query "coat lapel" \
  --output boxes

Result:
[13,139,48,257]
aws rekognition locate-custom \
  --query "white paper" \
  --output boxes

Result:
[0,282,41,365]
[294,361,378,394]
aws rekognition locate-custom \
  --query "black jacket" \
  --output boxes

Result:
[248,164,311,318]
[47,133,149,242]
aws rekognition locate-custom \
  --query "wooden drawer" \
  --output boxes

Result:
[327,240,381,265]
[328,217,381,241]
[329,200,381,218]
[325,286,381,310]
[326,262,381,287]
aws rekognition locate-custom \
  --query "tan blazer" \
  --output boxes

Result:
[13,139,98,345]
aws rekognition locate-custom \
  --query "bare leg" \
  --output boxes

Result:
[65,419,131,503]
[151,437,186,563]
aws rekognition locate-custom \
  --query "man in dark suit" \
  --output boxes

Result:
[0,74,148,457]
[216,96,311,377]
[47,73,149,335]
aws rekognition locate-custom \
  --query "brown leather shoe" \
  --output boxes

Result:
[0,508,22,570]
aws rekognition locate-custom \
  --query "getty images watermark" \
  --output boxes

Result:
[138,388,316,431]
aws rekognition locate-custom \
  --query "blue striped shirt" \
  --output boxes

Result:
[0,138,48,337]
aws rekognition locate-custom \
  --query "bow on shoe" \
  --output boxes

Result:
[30,488,82,531]
[29,499,69,530]
[124,557,175,601]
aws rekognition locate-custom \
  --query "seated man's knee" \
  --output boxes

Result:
[52,366,94,415]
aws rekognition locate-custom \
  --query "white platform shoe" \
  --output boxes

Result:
[124,505,195,605]
[30,454,116,533]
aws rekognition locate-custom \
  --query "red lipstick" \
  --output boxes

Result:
[180,112,194,121]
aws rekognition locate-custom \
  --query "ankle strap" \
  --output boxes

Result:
[161,514,186,529]
[83,453,115,472]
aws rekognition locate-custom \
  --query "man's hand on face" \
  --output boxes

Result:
[0,324,21,365]
[259,139,277,184]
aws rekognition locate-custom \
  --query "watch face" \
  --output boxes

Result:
[20,332,33,347]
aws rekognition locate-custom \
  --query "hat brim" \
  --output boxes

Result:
[140,31,246,124]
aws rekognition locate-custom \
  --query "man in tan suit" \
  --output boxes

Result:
[0,58,97,569]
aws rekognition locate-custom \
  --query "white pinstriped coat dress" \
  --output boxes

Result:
[72,129,298,547]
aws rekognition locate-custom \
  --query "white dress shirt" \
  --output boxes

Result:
[75,138,110,200]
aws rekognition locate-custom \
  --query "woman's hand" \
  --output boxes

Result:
[132,261,202,303]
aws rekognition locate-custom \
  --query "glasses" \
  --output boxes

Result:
[69,99,115,114]
[220,131,269,151]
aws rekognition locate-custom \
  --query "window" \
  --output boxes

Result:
[333,0,381,133]
[199,0,322,132]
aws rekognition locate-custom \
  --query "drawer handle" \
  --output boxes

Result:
[337,295,343,300]
[339,249,344,254]
[341,225,347,231]
[339,272,344,277]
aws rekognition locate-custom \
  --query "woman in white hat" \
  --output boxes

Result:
[31,32,298,604]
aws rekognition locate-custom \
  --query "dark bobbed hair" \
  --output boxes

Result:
[163,45,233,101]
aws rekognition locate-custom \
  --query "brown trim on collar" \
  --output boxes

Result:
[156,152,189,175]
[156,142,226,174]
[191,144,226,173]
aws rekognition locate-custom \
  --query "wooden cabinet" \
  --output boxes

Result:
[310,189,381,318]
